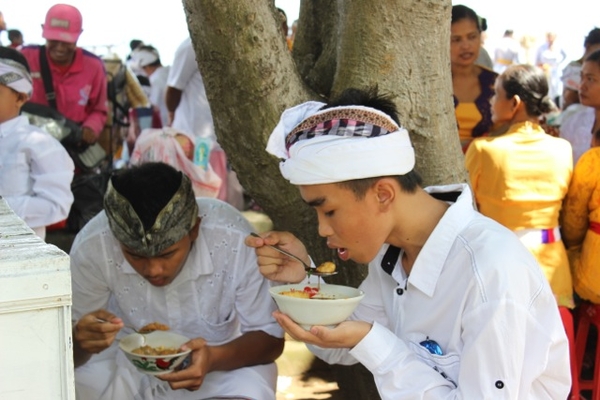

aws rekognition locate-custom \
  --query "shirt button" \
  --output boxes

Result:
[495,380,504,389]
[396,288,404,295]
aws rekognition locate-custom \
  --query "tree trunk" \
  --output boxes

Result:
[183,0,464,397]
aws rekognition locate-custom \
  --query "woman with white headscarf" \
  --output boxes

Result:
[0,47,74,239]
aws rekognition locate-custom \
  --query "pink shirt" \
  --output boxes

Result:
[21,45,108,136]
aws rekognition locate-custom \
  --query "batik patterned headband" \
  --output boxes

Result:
[285,107,399,150]
[0,58,33,96]
[104,173,199,257]
[267,102,415,185]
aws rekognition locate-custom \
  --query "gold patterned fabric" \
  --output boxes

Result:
[104,173,198,257]
[561,147,600,303]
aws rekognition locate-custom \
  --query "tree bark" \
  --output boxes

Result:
[183,0,464,397]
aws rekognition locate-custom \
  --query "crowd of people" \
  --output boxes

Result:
[1,1,600,399]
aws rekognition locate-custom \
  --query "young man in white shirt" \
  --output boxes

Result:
[246,87,571,399]
[70,162,284,399]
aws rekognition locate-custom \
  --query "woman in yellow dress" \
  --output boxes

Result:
[561,50,600,303]
[451,5,498,152]
[465,64,574,308]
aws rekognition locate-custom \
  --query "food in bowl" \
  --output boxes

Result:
[139,322,170,333]
[316,261,336,273]
[132,345,180,356]
[119,330,191,375]
[280,286,319,299]
[270,283,364,329]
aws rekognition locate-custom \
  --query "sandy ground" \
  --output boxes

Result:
[275,336,342,400]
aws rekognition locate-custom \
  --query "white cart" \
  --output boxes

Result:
[0,198,75,399]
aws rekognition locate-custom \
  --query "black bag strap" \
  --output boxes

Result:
[38,45,58,110]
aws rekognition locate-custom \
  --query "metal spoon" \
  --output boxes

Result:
[249,232,338,277]
[95,318,149,344]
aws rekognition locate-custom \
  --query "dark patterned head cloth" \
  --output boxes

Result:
[267,101,415,185]
[104,173,199,257]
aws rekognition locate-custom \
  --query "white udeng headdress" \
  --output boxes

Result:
[131,48,159,68]
[0,58,33,96]
[266,101,415,185]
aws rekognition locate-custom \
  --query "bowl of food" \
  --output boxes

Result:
[119,330,192,375]
[269,283,364,329]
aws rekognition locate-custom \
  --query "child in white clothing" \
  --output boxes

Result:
[0,47,74,239]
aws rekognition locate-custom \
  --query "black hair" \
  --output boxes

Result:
[451,5,486,32]
[137,44,161,67]
[109,162,183,231]
[585,48,600,66]
[320,87,422,198]
[8,29,22,41]
[323,86,401,125]
[129,39,143,52]
[501,64,557,116]
[136,74,150,86]
[584,28,600,49]
[0,46,30,72]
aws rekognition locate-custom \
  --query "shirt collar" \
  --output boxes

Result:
[407,183,477,297]
[0,115,29,138]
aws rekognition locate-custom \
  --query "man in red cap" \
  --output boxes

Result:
[21,4,107,146]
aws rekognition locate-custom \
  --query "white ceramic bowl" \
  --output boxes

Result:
[269,283,364,329]
[119,331,192,375]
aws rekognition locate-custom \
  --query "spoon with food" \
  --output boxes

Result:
[250,232,338,277]
[95,319,170,344]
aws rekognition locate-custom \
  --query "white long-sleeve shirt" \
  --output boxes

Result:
[310,184,570,399]
[0,115,74,238]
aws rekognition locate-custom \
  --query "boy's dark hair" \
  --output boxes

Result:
[322,87,422,199]
[501,64,556,116]
[136,74,150,87]
[8,29,22,41]
[129,39,143,52]
[324,86,401,124]
[110,162,183,231]
[585,49,600,66]
[584,28,600,49]
[0,46,30,73]
[138,45,161,67]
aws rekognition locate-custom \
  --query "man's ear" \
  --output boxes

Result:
[374,178,396,207]
[188,217,201,242]
[16,92,29,108]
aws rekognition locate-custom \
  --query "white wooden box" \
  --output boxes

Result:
[0,198,75,400]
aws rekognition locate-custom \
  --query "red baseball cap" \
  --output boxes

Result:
[42,4,83,43]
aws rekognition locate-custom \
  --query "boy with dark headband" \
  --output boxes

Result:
[70,162,284,399]
[246,88,571,398]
